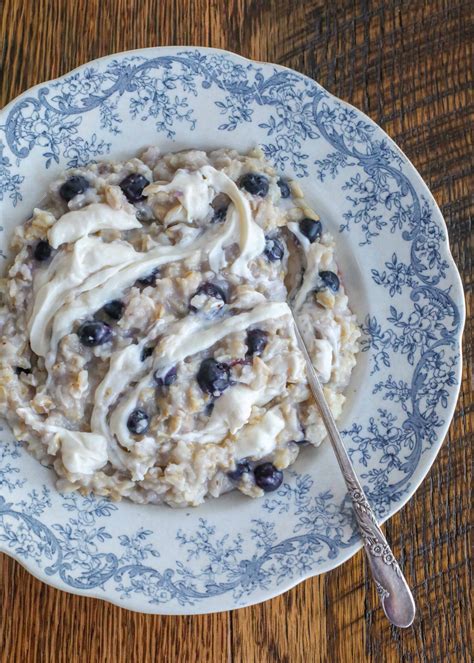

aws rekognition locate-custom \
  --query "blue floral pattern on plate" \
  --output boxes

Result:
[0,47,464,614]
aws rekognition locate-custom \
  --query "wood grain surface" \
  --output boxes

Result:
[1,1,472,661]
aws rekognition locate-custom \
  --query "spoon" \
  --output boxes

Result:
[291,312,416,627]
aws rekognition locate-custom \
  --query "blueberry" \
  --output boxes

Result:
[299,218,322,243]
[154,366,178,387]
[189,282,227,312]
[127,408,149,435]
[141,346,154,361]
[15,366,31,375]
[228,460,252,482]
[212,205,229,223]
[33,240,52,261]
[137,268,159,286]
[103,299,125,321]
[204,402,215,416]
[197,358,231,396]
[199,282,227,301]
[277,178,291,199]
[239,173,269,197]
[119,173,150,203]
[77,320,112,347]
[59,175,90,202]
[246,329,268,357]
[264,236,284,262]
[315,271,340,293]
[254,463,283,492]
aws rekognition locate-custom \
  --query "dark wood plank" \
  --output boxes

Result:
[1,1,472,661]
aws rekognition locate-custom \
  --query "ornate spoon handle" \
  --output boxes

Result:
[292,315,416,628]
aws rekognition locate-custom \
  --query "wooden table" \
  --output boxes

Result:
[1,1,472,661]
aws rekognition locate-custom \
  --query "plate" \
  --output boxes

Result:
[0,47,465,614]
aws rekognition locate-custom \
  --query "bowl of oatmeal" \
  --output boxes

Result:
[1,146,360,507]
[0,47,464,613]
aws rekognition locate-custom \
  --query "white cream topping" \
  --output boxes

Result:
[297,308,341,379]
[48,203,141,248]
[211,384,260,435]
[207,205,239,273]
[291,242,327,311]
[148,166,265,277]
[146,169,216,222]
[171,384,264,445]
[57,430,108,474]
[14,409,110,476]
[91,345,143,429]
[29,237,137,357]
[13,408,110,477]
[108,375,151,451]
[109,391,141,448]
[233,407,285,460]
[153,301,290,373]
[201,166,266,277]
[312,338,333,383]
[287,221,310,249]
[314,319,341,368]
[90,321,169,471]
[107,370,160,481]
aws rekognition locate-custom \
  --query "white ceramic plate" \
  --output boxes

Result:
[0,47,465,614]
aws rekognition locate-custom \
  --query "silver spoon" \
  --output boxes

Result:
[291,313,416,627]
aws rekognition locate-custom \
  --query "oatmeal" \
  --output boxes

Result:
[0,147,360,507]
